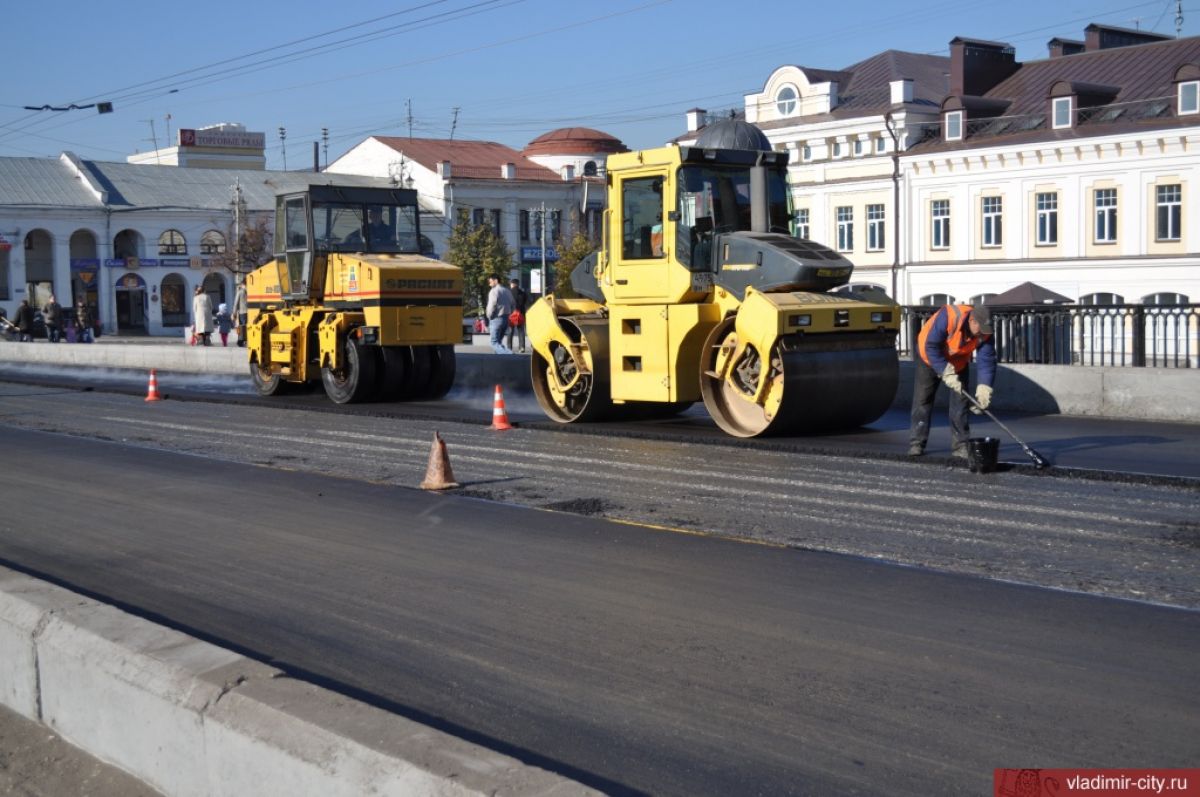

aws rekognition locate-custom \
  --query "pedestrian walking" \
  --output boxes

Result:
[192,286,213,347]
[506,277,527,353]
[232,278,248,347]
[42,294,63,342]
[14,300,34,342]
[214,303,233,347]
[73,299,93,343]
[909,303,997,459]
[484,274,515,355]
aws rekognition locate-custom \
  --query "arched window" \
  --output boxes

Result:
[969,293,998,305]
[583,161,598,177]
[0,246,9,300]
[1142,292,1189,305]
[919,293,955,306]
[776,85,798,116]
[159,230,187,255]
[69,230,98,260]
[114,230,141,259]
[1079,292,1124,305]
[160,273,188,327]
[200,230,227,255]
[202,272,227,307]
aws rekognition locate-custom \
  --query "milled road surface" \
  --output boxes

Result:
[0,390,1197,795]
[0,380,1195,609]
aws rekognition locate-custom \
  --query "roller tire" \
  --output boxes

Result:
[321,336,379,404]
[530,317,611,423]
[421,345,456,400]
[377,346,408,400]
[249,361,290,397]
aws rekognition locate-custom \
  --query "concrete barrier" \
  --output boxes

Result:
[0,566,595,796]
[1,339,1197,423]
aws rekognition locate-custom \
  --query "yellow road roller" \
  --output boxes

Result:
[245,185,462,403]
[526,124,899,437]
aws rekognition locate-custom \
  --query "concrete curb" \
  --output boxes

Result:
[1,339,1197,423]
[0,566,596,796]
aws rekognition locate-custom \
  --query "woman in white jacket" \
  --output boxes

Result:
[192,286,213,346]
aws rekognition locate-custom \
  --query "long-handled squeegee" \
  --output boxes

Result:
[962,390,1051,469]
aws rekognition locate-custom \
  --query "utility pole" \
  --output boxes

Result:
[1177,0,1185,36]
[232,178,246,275]
[278,126,287,170]
[142,119,160,164]
[321,127,329,169]
[449,107,460,140]
[406,99,413,140]
[164,113,172,146]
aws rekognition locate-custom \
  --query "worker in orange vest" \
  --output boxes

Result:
[909,303,996,458]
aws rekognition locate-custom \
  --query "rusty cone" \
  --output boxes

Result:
[491,383,513,431]
[419,431,459,490]
[144,369,163,402]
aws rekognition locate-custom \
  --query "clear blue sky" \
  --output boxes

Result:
[2,0,1194,168]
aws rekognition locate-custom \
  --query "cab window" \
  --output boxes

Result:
[622,177,665,260]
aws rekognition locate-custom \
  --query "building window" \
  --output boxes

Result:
[795,208,810,240]
[981,196,1003,247]
[1156,184,1181,241]
[945,111,962,141]
[801,145,812,161]
[158,230,186,255]
[853,139,864,156]
[200,230,226,255]
[520,209,530,242]
[1036,192,1058,246]
[1052,97,1073,129]
[832,141,843,157]
[1080,292,1124,305]
[489,209,502,237]
[931,199,950,249]
[472,208,485,227]
[776,85,798,116]
[874,137,887,154]
[836,206,853,252]
[1180,81,1199,115]
[866,204,885,252]
[1094,188,1118,243]
[583,160,598,176]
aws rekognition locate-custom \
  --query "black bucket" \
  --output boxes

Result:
[967,437,1000,473]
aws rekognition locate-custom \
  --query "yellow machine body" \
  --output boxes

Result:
[528,143,900,436]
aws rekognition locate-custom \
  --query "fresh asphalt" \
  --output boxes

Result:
[0,425,1196,797]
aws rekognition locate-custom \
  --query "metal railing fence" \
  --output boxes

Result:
[898,304,1199,367]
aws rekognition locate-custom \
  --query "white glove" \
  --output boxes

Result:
[941,364,963,394]
[970,384,993,415]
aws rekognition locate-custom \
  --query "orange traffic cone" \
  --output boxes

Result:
[419,431,459,490]
[491,384,513,431]
[144,369,163,402]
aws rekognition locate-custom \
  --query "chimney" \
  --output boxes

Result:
[501,162,516,179]
[1048,38,1085,58]
[949,37,1019,96]
[438,160,451,178]
[561,164,575,181]
[686,108,706,132]
[1084,23,1171,52]
[889,79,913,104]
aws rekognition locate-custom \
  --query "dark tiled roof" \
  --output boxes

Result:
[911,34,1200,153]
[373,136,559,181]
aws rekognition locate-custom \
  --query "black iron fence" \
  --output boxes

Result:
[899,304,1199,368]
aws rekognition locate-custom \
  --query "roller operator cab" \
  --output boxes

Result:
[526,142,901,437]
[245,185,463,404]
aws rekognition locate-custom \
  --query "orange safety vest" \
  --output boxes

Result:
[918,304,988,372]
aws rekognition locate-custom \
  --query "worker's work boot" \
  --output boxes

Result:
[951,444,969,459]
[907,443,925,456]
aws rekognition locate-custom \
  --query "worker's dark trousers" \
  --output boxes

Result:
[909,360,970,452]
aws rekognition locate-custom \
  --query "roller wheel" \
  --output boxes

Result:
[530,317,611,423]
[377,346,408,400]
[421,345,456,399]
[321,336,378,404]
[700,321,784,437]
[400,346,433,399]
[249,361,290,397]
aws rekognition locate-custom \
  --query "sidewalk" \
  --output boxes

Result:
[0,703,162,796]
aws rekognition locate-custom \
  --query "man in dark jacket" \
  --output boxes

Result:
[506,277,527,353]
[14,300,34,342]
[909,303,997,458]
[42,294,63,342]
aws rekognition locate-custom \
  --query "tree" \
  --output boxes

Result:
[208,215,273,277]
[551,231,599,299]
[443,219,514,315]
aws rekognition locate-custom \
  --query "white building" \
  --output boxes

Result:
[326,128,626,288]
[127,123,267,170]
[0,154,398,336]
[682,24,1200,307]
